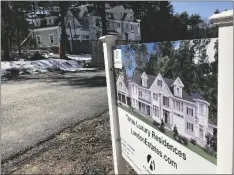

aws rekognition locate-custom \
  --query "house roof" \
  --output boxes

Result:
[130,73,205,103]
[191,92,206,101]
[208,120,217,127]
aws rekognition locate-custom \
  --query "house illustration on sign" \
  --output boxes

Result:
[116,72,217,148]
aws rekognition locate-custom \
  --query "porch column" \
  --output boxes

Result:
[209,10,233,174]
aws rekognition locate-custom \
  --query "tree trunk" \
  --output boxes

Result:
[59,2,71,58]
[3,32,10,61]
[98,2,107,36]
[17,27,22,57]
[2,2,10,60]
[9,35,12,52]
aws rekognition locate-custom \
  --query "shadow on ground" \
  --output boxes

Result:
[2,71,107,88]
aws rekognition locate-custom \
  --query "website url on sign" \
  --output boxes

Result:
[131,128,177,169]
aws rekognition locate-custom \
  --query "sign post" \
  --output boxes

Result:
[209,10,233,174]
[99,35,125,174]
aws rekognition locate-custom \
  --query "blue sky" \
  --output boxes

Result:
[171,1,233,19]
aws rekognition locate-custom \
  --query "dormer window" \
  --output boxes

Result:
[157,80,162,87]
[177,88,179,95]
[119,82,122,87]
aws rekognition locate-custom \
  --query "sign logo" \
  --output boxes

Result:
[147,154,155,171]
[114,49,122,69]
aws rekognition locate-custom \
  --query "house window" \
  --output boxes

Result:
[36,35,41,44]
[187,122,193,131]
[163,96,169,107]
[49,34,54,44]
[199,104,204,115]
[117,23,120,28]
[153,105,159,117]
[157,80,162,87]
[174,100,183,111]
[177,88,179,95]
[131,24,134,30]
[67,34,70,38]
[142,79,147,87]
[86,35,89,39]
[119,82,122,87]
[153,93,158,101]
[139,91,142,98]
[175,101,180,111]
[187,107,194,116]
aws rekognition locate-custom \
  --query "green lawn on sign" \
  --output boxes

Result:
[118,104,217,165]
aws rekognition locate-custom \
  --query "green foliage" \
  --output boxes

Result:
[153,120,160,127]
[191,139,197,145]
[173,125,178,138]
[174,134,188,146]
[159,119,165,133]
[204,146,216,157]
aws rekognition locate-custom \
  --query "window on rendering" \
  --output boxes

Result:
[153,105,159,117]
[139,91,142,97]
[36,35,41,45]
[199,104,204,115]
[187,122,193,131]
[118,93,121,101]
[175,101,180,111]
[163,96,169,107]
[49,34,54,44]
[153,93,158,101]
[187,107,194,116]
[157,80,162,87]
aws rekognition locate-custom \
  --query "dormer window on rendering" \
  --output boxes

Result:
[172,77,184,98]
[141,72,148,88]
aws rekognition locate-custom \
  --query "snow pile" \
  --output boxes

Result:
[42,53,92,62]
[67,54,92,62]
[1,58,86,77]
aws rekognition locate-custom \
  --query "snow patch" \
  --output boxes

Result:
[1,58,87,77]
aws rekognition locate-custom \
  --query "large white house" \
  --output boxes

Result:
[116,72,217,148]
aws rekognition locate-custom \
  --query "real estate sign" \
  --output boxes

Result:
[113,40,217,174]
[100,9,233,174]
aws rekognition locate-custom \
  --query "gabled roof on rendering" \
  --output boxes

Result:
[208,120,217,127]
[191,92,206,101]
[130,72,206,103]
[132,73,156,89]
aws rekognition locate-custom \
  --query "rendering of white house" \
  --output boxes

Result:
[116,72,217,148]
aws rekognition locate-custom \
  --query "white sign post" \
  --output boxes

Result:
[209,10,233,174]
[99,35,125,174]
[101,9,233,174]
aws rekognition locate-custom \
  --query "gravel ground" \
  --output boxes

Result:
[1,70,108,161]
[2,111,136,174]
